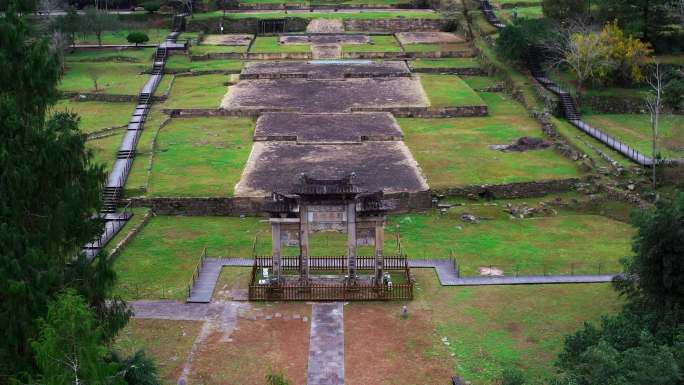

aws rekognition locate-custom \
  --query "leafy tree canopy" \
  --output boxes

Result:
[0,5,128,379]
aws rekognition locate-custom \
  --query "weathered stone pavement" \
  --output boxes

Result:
[307,303,345,385]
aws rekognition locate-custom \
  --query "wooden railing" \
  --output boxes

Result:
[253,255,409,270]
[248,255,413,301]
[248,279,413,301]
[186,247,207,299]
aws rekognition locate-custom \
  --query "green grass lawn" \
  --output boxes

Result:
[50,100,134,133]
[249,36,311,53]
[341,35,402,53]
[402,43,472,53]
[548,69,650,101]
[123,107,169,196]
[411,269,622,383]
[147,117,253,197]
[73,29,171,45]
[65,48,154,63]
[583,113,684,159]
[59,62,148,95]
[551,117,634,169]
[461,75,501,90]
[419,74,486,107]
[240,0,410,3]
[494,6,543,23]
[478,91,527,115]
[189,45,248,55]
[163,74,230,109]
[192,10,440,20]
[112,201,632,299]
[112,216,264,299]
[388,207,632,275]
[165,55,243,73]
[399,116,583,187]
[85,129,124,170]
[409,57,481,69]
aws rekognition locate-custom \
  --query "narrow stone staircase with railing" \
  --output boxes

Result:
[81,14,188,260]
[479,1,654,166]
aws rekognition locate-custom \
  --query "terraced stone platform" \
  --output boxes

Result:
[221,77,427,113]
[234,141,428,196]
[280,34,369,45]
[254,112,403,142]
[240,60,411,79]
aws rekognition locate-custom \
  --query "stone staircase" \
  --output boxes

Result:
[478,0,654,166]
[81,14,188,259]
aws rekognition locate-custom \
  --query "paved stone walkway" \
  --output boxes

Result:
[308,303,344,385]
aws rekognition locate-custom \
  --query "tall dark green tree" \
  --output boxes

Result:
[594,0,674,42]
[0,4,127,379]
[550,192,684,385]
[614,193,684,313]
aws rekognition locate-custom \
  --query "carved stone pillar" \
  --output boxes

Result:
[374,221,384,285]
[299,204,309,283]
[271,221,281,283]
[346,201,357,283]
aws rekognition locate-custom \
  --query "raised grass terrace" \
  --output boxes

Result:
[59,61,149,95]
[111,198,632,300]
[51,100,135,133]
[583,113,684,159]
[145,117,253,197]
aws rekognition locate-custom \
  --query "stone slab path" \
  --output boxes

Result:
[197,258,616,294]
[307,303,344,385]
[187,258,253,303]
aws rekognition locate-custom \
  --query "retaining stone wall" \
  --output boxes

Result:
[129,190,431,215]
[162,106,488,118]
[351,105,488,117]
[436,178,583,199]
[234,3,403,10]
[410,67,485,75]
[187,17,309,33]
[60,92,166,103]
[343,18,448,32]
[190,51,313,60]
[344,50,474,59]
[583,96,648,114]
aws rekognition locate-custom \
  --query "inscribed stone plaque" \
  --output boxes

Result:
[356,228,375,246]
[281,229,300,247]
[308,205,347,232]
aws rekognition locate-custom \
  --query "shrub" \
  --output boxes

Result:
[127,31,150,46]
[541,0,587,21]
[495,18,551,64]
[142,0,161,13]
[663,78,684,110]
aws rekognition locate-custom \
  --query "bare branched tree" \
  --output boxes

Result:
[544,20,612,104]
[646,61,664,189]
[49,31,69,73]
[39,0,63,15]
[88,68,101,91]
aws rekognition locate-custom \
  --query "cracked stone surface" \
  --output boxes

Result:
[254,112,403,142]
[234,141,429,196]
[280,34,369,45]
[221,77,427,113]
[311,44,342,60]
[241,60,410,79]
[395,31,465,44]
[306,19,345,33]
[307,303,344,385]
